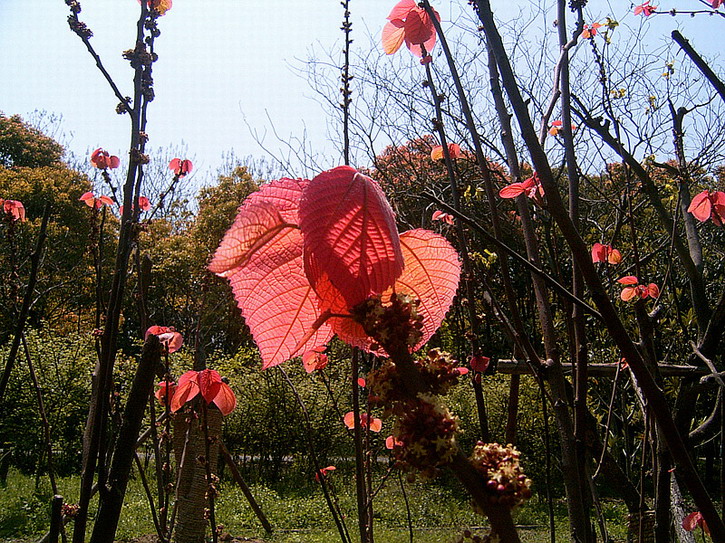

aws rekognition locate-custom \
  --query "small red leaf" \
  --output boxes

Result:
[300,166,404,309]
[213,382,237,415]
[198,369,222,404]
[171,371,199,412]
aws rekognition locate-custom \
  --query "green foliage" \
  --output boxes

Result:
[0,114,64,169]
[0,331,93,476]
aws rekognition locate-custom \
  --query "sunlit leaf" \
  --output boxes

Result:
[300,166,404,309]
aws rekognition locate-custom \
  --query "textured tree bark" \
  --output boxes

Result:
[173,407,221,543]
[90,336,161,543]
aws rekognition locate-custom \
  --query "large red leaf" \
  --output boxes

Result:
[208,178,307,277]
[226,227,333,369]
[212,177,332,369]
[300,166,404,308]
[390,229,460,351]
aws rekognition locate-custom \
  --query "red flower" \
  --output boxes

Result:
[170,369,237,416]
[343,411,382,432]
[499,173,544,200]
[688,189,725,226]
[430,143,461,161]
[314,465,336,482]
[582,22,602,39]
[382,0,440,60]
[169,158,193,178]
[79,192,114,209]
[155,380,177,406]
[618,276,659,302]
[432,210,455,225]
[357,377,366,388]
[1,199,26,222]
[145,325,183,353]
[682,511,710,535]
[591,243,622,265]
[90,148,120,170]
[302,346,328,373]
[708,0,722,8]
[634,1,657,16]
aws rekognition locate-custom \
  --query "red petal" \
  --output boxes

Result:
[430,146,443,161]
[169,158,180,171]
[357,377,366,387]
[343,411,355,429]
[213,383,237,415]
[109,156,120,169]
[300,166,404,309]
[198,369,222,404]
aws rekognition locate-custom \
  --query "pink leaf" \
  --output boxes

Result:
[389,229,461,351]
[227,226,333,369]
[382,20,406,55]
[302,346,329,373]
[171,371,199,412]
[387,0,417,20]
[300,166,404,309]
[213,382,237,415]
[215,179,334,369]
[209,201,292,277]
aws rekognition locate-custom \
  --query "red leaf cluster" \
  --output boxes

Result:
[210,166,461,370]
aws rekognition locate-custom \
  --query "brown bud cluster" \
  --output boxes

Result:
[470,442,532,509]
[388,394,459,478]
[352,293,423,353]
[368,349,465,406]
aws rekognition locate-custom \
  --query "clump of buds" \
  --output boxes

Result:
[352,293,423,352]
[470,442,532,509]
[61,503,80,518]
[388,393,459,478]
[368,349,465,407]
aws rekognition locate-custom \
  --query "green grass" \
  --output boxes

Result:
[0,468,631,543]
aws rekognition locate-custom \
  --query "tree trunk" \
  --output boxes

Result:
[173,407,221,543]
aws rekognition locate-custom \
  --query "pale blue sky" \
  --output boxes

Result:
[1,1,722,183]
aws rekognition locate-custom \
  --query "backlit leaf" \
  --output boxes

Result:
[300,166,404,309]
[226,227,333,369]
[389,229,460,350]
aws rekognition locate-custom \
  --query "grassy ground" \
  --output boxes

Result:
[0,468,631,542]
